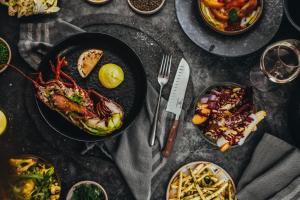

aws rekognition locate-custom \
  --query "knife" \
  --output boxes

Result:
[162,58,190,158]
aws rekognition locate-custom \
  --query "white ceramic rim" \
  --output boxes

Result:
[127,0,166,15]
[0,37,11,74]
[66,180,108,200]
[85,0,111,4]
[166,161,237,200]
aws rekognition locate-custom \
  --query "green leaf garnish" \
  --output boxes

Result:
[229,9,239,23]
[71,184,105,200]
[69,93,83,104]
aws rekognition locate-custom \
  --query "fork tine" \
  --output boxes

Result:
[164,55,171,77]
[159,55,166,75]
[167,55,172,77]
[162,55,168,76]
[163,55,170,77]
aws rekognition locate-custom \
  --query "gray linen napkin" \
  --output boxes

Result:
[18,19,183,200]
[237,133,300,200]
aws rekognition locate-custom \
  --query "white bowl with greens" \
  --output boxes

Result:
[66,180,108,200]
[0,37,11,74]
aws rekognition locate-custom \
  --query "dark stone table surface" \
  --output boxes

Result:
[0,1,300,200]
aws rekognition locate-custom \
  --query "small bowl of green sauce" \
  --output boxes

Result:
[66,180,108,200]
[0,37,11,74]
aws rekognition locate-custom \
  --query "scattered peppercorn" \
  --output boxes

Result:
[0,41,9,67]
[129,0,163,12]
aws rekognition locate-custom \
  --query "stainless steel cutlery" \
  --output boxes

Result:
[149,55,172,146]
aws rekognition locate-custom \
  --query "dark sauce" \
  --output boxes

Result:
[198,86,255,145]
[225,23,242,32]
[287,0,300,27]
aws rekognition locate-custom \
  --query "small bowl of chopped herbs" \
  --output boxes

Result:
[0,37,11,74]
[66,180,108,200]
[128,0,166,15]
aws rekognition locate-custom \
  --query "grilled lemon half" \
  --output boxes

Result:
[0,110,7,135]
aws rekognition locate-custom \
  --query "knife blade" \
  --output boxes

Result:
[162,58,190,157]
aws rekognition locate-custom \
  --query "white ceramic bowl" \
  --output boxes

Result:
[166,161,236,200]
[85,0,111,5]
[0,37,11,74]
[127,0,166,15]
[66,180,108,200]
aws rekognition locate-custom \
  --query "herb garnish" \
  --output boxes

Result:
[229,9,239,23]
[0,41,9,66]
[69,93,83,104]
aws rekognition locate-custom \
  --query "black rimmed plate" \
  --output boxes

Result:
[175,0,283,57]
[36,33,147,142]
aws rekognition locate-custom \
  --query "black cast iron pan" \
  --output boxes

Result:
[287,80,300,148]
[36,32,147,142]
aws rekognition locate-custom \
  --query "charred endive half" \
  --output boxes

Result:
[0,0,60,17]
[9,57,124,136]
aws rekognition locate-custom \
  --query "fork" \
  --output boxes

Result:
[149,55,172,146]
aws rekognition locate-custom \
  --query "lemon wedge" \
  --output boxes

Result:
[99,63,124,89]
[0,110,7,135]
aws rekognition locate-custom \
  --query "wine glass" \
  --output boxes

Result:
[250,39,300,91]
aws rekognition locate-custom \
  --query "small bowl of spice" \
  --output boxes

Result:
[0,37,11,74]
[128,0,166,15]
[66,180,108,200]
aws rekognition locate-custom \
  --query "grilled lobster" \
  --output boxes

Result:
[10,57,124,136]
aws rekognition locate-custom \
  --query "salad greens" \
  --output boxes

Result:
[71,184,105,200]
[9,158,61,200]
